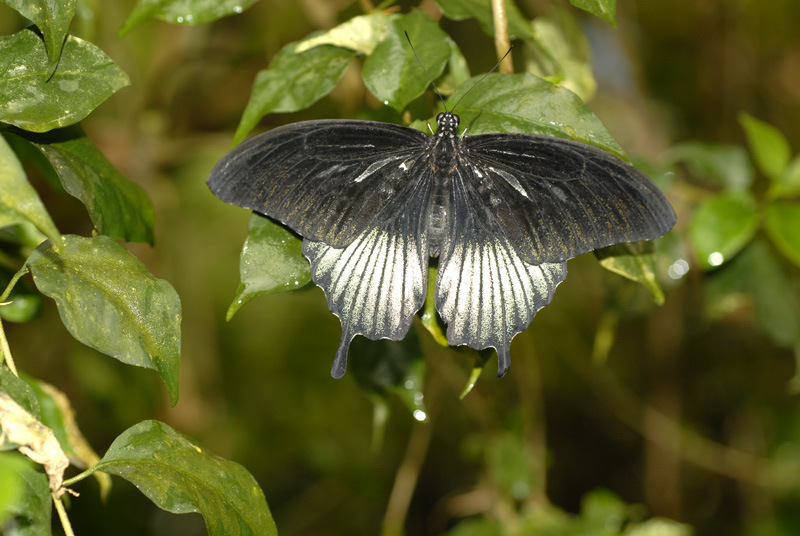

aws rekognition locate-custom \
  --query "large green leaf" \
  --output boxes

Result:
[0,455,51,536]
[233,43,355,144]
[120,0,259,34]
[88,420,277,536]
[20,128,155,244]
[527,6,596,102]
[705,240,800,348]
[362,10,450,112]
[295,12,396,56]
[0,0,77,69]
[0,135,59,241]
[226,214,311,321]
[765,201,800,268]
[435,0,536,41]
[665,141,754,191]
[443,73,626,159]
[26,235,181,405]
[739,112,791,184]
[688,191,759,270]
[0,29,130,133]
[569,0,617,27]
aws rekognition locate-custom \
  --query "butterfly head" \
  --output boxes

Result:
[436,112,460,138]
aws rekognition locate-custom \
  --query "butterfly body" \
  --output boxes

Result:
[208,112,675,378]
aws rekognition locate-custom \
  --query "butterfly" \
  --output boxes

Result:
[207,101,676,379]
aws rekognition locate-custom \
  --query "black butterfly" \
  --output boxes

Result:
[207,106,676,379]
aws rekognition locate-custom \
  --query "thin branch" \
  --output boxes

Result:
[381,372,444,536]
[0,318,18,377]
[53,493,76,536]
[491,0,513,73]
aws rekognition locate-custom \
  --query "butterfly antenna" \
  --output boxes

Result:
[405,31,449,112]
[451,45,513,113]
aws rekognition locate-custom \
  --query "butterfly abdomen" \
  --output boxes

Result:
[426,158,454,258]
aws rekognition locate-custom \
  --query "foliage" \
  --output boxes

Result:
[0,0,275,533]
[1,0,799,535]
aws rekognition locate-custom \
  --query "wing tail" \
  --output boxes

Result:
[303,201,428,378]
[435,181,567,375]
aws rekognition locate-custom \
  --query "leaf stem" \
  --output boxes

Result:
[53,493,76,536]
[62,467,96,488]
[0,265,28,303]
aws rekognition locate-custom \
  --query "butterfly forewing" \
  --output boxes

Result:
[208,120,429,247]
[302,175,431,379]
[435,163,568,377]
[461,134,677,264]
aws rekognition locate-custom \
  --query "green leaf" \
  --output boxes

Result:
[0,365,40,419]
[595,241,665,305]
[89,420,277,536]
[665,141,754,191]
[26,235,181,405]
[435,0,536,40]
[485,433,538,501]
[350,335,428,449]
[739,112,791,183]
[705,240,800,348]
[569,0,617,27]
[688,191,759,270]
[772,153,800,199]
[0,282,41,323]
[119,0,258,35]
[435,38,471,96]
[362,10,450,112]
[226,214,310,321]
[233,43,355,144]
[295,12,397,56]
[19,127,155,244]
[526,6,597,102]
[0,0,77,69]
[765,201,800,268]
[0,453,28,525]
[0,29,130,133]
[0,455,51,536]
[444,73,626,159]
[0,135,59,242]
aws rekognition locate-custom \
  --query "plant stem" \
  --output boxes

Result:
[381,372,443,536]
[53,493,76,536]
[0,318,18,377]
[0,267,29,376]
[491,0,513,73]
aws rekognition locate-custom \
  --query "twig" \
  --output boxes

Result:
[53,493,76,536]
[381,373,443,536]
[491,0,513,73]
[0,319,17,377]
[0,267,28,377]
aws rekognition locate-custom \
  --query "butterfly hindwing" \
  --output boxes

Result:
[302,177,431,378]
[461,134,677,264]
[208,120,430,247]
[435,165,568,377]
